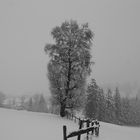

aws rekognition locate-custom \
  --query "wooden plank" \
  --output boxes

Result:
[67,126,95,138]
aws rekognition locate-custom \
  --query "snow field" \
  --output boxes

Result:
[0,108,139,140]
[0,108,77,140]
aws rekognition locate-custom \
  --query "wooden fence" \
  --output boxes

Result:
[63,113,100,140]
[66,112,80,123]
[63,124,98,140]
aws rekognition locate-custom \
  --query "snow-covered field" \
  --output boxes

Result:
[0,108,139,140]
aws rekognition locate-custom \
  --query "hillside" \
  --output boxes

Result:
[0,108,139,140]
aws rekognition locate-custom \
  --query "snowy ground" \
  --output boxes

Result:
[0,108,139,140]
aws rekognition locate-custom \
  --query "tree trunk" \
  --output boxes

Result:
[60,103,66,117]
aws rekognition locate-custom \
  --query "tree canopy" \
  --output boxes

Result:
[45,20,94,117]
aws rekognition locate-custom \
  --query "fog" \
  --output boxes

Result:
[0,0,140,96]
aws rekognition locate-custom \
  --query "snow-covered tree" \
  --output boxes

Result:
[114,87,121,121]
[98,88,106,121]
[37,94,48,113]
[28,97,33,111]
[85,79,100,119]
[45,20,94,117]
[120,97,131,124]
[105,89,116,122]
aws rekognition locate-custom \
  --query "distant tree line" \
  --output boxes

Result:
[0,91,6,107]
[0,93,49,113]
[84,79,140,126]
[25,94,48,113]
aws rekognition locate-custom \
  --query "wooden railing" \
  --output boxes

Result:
[65,111,80,123]
[63,112,100,140]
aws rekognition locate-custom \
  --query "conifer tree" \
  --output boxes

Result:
[120,97,131,124]
[114,87,121,121]
[85,79,99,119]
[105,89,115,122]
[98,88,106,121]
[28,97,33,111]
[38,94,48,113]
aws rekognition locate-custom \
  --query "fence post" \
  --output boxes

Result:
[86,119,90,140]
[63,125,67,140]
[77,119,82,140]
[91,120,94,135]
[74,116,76,123]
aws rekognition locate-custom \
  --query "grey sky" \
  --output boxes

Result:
[0,0,140,95]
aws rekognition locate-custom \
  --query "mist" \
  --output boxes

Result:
[0,0,140,96]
